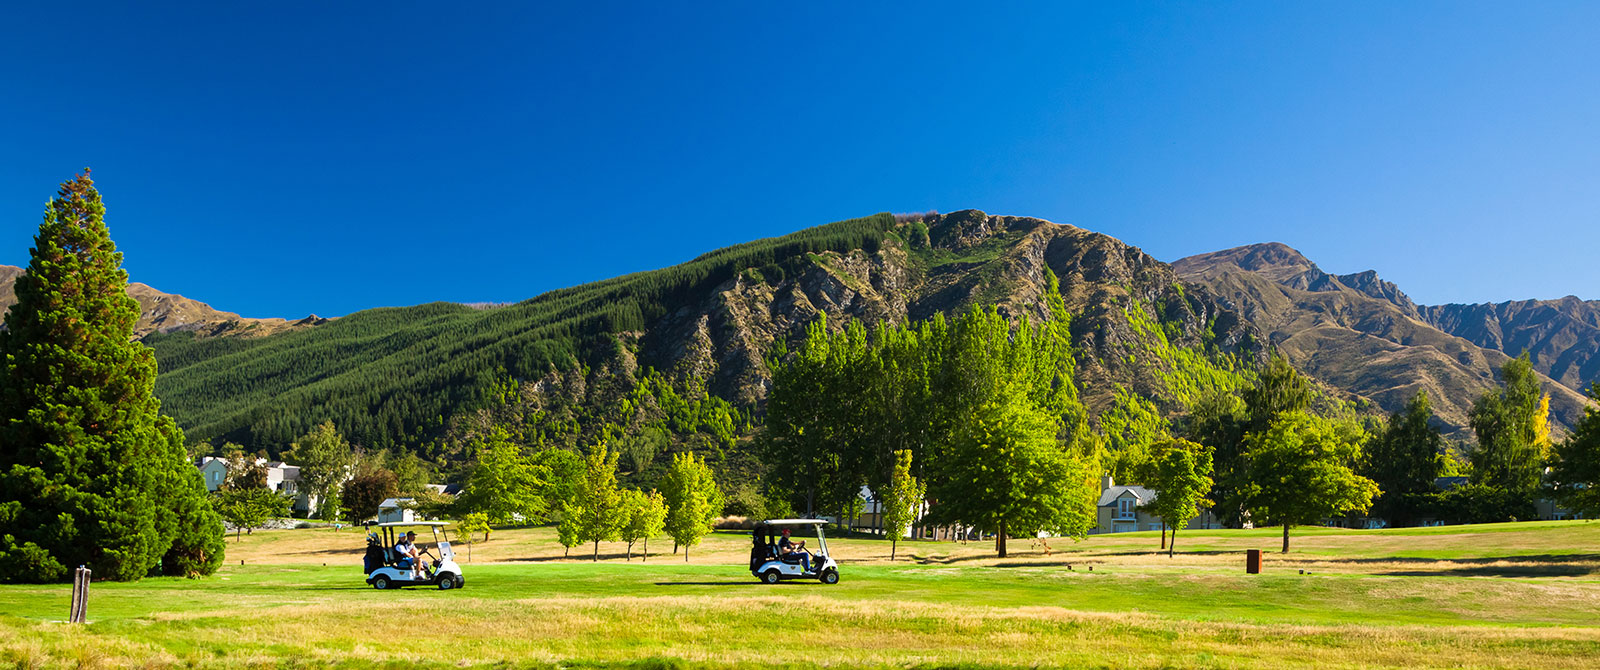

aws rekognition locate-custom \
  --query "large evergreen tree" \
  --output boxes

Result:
[0,171,223,582]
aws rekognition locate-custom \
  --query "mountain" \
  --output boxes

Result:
[142,211,1261,455]
[1420,298,1600,394]
[1,264,315,340]
[1173,244,1595,436]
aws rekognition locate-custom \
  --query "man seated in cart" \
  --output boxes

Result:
[393,530,428,580]
[779,527,812,573]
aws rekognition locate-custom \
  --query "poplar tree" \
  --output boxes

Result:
[0,171,223,582]
[880,449,924,560]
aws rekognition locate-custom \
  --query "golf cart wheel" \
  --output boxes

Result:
[437,572,456,590]
[454,575,465,589]
[761,569,781,584]
[820,569,840,585]
[372,575,390,590]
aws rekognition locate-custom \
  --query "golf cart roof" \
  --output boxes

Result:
[375,521,449,527]
[760,519,828,526]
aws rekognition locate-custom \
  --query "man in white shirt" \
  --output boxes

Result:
[394,531,426,580]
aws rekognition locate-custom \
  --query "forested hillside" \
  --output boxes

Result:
[145,210,1260,472]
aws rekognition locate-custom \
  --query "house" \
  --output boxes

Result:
[377,498,416,524]
[425,483,463,496]
[1090,475,1221,535]
[196,456,319,516]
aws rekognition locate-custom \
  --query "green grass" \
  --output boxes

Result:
[2,521,1598,669]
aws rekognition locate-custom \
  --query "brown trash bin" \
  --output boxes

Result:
[1246,549,1261,574]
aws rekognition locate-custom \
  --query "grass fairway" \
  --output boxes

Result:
[3,521,1598,669]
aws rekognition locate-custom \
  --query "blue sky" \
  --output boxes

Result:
[3,2,1596,317]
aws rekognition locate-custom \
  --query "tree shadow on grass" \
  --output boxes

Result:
[652,581,765,587]
[501,552,669,563]
[1310,554,1600,578]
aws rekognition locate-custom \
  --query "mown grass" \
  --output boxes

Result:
[3,521,1598,669]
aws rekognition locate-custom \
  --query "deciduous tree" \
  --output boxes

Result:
[215,488,292,542]
[1245,412,1379,552]
[1551,385,1600,519]
[573,443,625,561]
[458,427,546,524]
[1136,439,1213,557]
[619,489,667,561]
[1362,391,1445,526]
[1469,354,1549,497]
[661,452,722,562]
[287,421,355,521]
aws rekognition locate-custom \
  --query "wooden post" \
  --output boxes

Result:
[1246,549,1261,575]
[69,566,90,623]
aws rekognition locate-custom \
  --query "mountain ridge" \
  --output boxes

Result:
[1174,243,1596,436]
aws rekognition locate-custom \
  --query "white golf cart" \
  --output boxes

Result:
[363,521,465,590]
[749,519,840,584]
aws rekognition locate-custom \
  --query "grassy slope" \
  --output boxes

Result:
[4,522,1598,669]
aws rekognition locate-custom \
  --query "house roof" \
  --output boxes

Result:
[426,483,463,495]
[377,497,416,509]
[1097,485,1156,507]
[1434,476,1469,490]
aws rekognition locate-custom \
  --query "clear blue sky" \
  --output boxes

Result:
[3,3,1596,317]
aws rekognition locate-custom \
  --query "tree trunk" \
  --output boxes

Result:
[1282,524,1290,553]
[890,539,897,561]
[625,541,632,561]
[593,540,599,562]
[684,545,689,563]
[1160,522,1167,550]
[642,536,648,562]
[1169,527,1177,558]
[996,520,1008,558]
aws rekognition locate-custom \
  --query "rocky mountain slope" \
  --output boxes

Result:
[1173,243,1594,436]
[146,211,1262,453]
[1420,298,1600,394]
[1,264,314,339]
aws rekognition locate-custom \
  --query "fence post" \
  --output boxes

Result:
[69,566,90,623]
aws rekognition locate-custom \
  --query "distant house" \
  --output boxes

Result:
[1090,475,1221,535]
[378,498,416,524]
[196,456,322,516]
[425,483,463,496]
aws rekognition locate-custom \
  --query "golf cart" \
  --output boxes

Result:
[363,521,465,590]
[749,519,839,584]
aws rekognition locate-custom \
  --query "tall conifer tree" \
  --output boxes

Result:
[0,171,223,582]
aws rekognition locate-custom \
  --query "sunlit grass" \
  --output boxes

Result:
[2,520,1597,669]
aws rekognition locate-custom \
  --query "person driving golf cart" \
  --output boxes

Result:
[779,528,811,572]
[749,519,839,584]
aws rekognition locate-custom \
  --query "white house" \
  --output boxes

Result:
[377,498,416,524]
[196,456,318,516]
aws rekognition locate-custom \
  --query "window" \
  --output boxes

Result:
[1117,498,1135,518]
